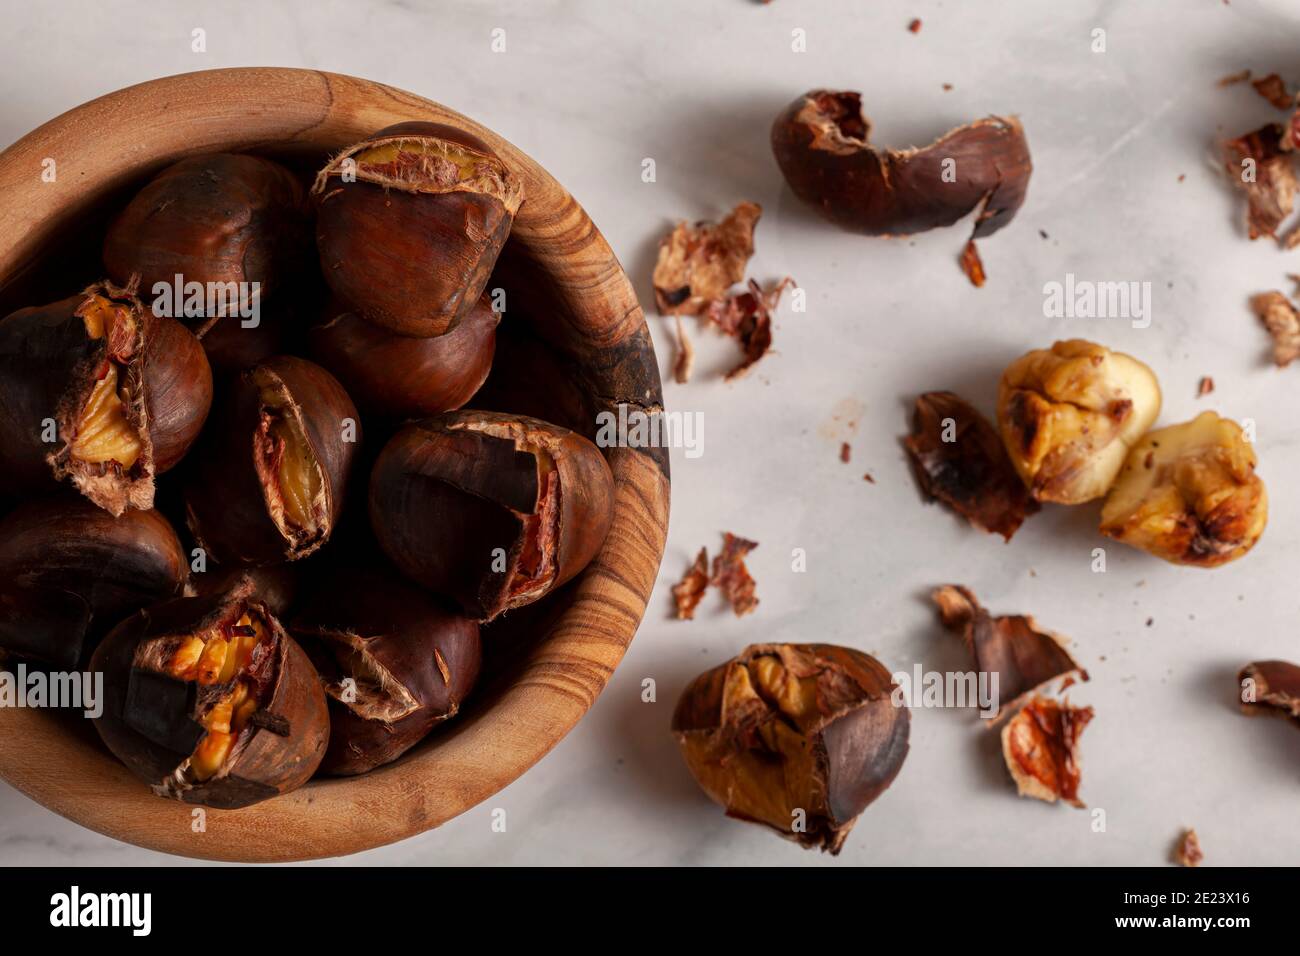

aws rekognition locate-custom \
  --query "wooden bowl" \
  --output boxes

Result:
[0,68,669,861]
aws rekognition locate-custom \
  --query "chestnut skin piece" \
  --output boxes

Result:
[771,90,1031,238]
[184,356,360,565]
[103,153,309,317]
[0,495,187,669]
[1239,660,1300,729]
[90,579,329,808]
[370,411,614,621]
[308,295,498,419]
[290,567,481,776]
[672,643,910,854]
[312,122,524,338]
[0,282,212,514]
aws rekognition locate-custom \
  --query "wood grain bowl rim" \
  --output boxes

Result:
[0,67,670,862]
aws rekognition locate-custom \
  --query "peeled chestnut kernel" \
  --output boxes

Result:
[1100,411,1267,567]
[771,89,1031,238]
[90,579,328,808]
[312,122,524,337]
[672,643,910,854]
[185,356,360,565]
[103,153,309,315]
[370,411,614,621]
[290,567,481,776]
[997,339,1161,504]
[0,282,212,514]
[0,496,186,669]
[308,295,498,419]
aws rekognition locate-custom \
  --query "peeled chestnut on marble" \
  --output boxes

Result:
[0,495,187,669]
[0,281,212,514]
[369,411,614,620]
[312,122,524,337]
[91,579,328,808]
[185,355,360,565]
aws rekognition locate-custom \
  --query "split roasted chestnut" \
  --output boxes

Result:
[0,282,212,514]
[1101,411,1267,567]
[184,356,360,565]
[290,567,481,775]
[307,295,498,419]
[672,643,910,854]
[312,122,524,337]
[0,495,187,669]
[997,339,1161,504]
[103,153,310,317]
[369,411,614,620]
[771,90,1031,239]
[90,578,328,808]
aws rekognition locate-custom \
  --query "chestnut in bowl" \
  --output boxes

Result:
[90,579,329,808]
[369,411,615,620]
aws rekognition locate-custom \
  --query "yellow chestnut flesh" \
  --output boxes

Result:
[72,296,143,469]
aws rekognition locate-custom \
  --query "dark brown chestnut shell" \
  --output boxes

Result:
[0,495,187,669]
[90,580,329,809]
[290,566,481,776]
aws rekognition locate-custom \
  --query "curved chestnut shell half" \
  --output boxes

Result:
[184,356,360,565]
[369,411,614,621]
[0,495,187,669]
[308,295,498,419]
[290,566,481,775]
[103,153,310,317]
[312,122,524,338]
[91,579,328,808]
[672,643,910,854]
[771,90,1031,238]
[0,282,212,514]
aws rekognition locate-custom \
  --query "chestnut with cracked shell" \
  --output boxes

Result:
[1101,411,1267,567]
[672,643,910,854]
[997,339,1161,504]
[91,579,328,808]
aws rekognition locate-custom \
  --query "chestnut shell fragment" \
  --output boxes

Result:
[369,411,614,621]
[0,496,186,669]
[90,580,329,808]
[1000,696,1092,808]
[1239,660,1300,728]
[672,643,910,854]
[290,567,481,775]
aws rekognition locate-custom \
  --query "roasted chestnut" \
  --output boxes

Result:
[184,356,360,565]
[312,122,524,337]
[369,411,614,620]
[998,339,1161,504]
[0,495,186,669]
[90,579,328,808]
[1101,411,1267,567]
[103,153,309,317]
[0,282,212,514]
[307,295,498,419]
[290,567,481,775]
[672,643,910,854]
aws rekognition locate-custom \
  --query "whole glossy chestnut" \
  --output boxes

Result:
[90,578,329,808]
[0,495,187,669]
[307,295,498,419]
[290,566,481,775]
[103,153,309,318]
[672,643,910,854]
[369,411,614,620]
[312,122,524,337]
[0,282,212,514]
[184,356,360,565]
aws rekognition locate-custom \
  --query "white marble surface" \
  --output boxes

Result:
[3,0,1300,866]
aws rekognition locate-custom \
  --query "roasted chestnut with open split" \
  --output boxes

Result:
[290,567,481,775]
[0,282,212,514]
[0,495,186,669]
[312,122,524,337]
[184,356,360,565]
[91,579,328,808]
[369,411,614,620]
